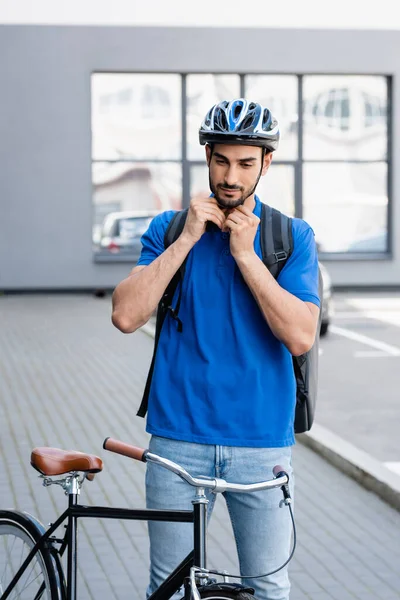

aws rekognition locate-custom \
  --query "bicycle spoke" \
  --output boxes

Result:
[16,558,42,597]
[1,533,17,588]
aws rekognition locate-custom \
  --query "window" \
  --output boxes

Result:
[91,74,182,259]
[303,76,389,254]
[303,76,388,160]
[91,73,182,161]
[91,73,390,261]
[303,163,388,253]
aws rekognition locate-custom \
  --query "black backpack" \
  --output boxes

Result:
[137,204,323,434]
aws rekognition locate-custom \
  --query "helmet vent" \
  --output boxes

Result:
[242,115,254,130]
[262,109,271,127]
[219,109,228,131]
[234,104,242,119]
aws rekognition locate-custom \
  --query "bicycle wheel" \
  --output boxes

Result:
[0,510,63,600]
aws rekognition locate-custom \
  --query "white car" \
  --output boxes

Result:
[97,210,159,258]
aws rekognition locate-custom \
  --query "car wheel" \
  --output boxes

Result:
[320,321,329,337]
[94,289,106,298]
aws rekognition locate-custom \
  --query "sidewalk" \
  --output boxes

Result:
[1,293,400,600]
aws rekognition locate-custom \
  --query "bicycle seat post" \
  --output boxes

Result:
[192,487,208,575]
[66,473,80,600]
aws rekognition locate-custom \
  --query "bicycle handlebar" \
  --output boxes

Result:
[103,437,147,462]
[103,437,289,494]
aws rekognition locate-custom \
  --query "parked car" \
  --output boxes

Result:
[347,230,387,253]
[96,210,159,258]
[319,261,333,336]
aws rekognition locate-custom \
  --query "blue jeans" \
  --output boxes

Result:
[146,436,294,600]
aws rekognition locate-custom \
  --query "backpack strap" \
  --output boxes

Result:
[163,208,189,331]
[260,203,293,278]
[136,209,188,418]
[164,208,189,247]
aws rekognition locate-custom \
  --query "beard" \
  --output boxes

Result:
[209,172,262,209]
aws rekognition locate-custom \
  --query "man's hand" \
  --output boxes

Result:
[181,196,226,244]
[225,206,259,259]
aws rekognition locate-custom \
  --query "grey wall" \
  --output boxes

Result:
[0,25,399,289]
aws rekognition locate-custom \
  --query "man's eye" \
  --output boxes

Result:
[216,160,226,165]
[241,164,253,168]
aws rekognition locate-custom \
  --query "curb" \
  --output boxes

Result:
[140,324,400,512]
[297,424,400,512]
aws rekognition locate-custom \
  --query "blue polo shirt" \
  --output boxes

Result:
[137,196,320,448]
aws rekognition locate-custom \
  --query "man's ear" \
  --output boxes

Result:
[205,144,212,166]
[261,151,273,176]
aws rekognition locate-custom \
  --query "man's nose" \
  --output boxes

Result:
[224,166,239,186]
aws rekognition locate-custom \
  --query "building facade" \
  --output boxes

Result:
[0,25,398,289]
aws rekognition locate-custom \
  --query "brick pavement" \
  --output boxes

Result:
[0,293,399,600]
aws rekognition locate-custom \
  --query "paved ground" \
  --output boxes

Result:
[1,293,400,600]
[317,291,400,467]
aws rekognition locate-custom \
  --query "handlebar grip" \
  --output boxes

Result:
[103,437,147,462]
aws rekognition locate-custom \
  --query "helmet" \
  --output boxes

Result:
[199,99,279,151]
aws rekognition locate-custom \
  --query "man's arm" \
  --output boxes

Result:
[226,206,320,356]
[111,197,225,333]
[234,253,319,356]
[111,235,194,333]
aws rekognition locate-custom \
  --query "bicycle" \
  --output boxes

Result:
[0,437,295,600]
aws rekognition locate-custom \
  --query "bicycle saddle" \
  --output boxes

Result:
[31,447,103,476]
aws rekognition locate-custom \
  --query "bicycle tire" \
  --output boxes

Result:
[199,592,256,599]
[0,510,64,600]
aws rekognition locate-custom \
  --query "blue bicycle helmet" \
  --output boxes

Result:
[199,99,280,152]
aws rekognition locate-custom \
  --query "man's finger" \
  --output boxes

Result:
[192,198,225,218]
[204,207,226,226]
[225,213,244,226]
[235,205,255,217]
[206,213,225,229]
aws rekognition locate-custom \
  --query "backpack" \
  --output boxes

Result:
[137,204,323,434]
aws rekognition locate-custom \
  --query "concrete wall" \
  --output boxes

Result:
[0,25,399,289]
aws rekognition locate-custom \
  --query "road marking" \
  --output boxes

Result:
[384,462,400,476]
[335,309,400,327]
[334,312,374,319]
[348,298,400,311]
[330,325,400,357]
[353,350,397,358]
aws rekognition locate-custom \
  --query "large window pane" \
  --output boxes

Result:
[190,164,294,216]
[256,165,295,216]
[186,75,240,160]
[245,76,298,160]
[303,76,388,160]
[93,162,181,257]
[303,163,388,253]
[92,74,182,160]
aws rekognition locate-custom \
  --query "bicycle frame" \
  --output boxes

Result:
[1,485,208,600]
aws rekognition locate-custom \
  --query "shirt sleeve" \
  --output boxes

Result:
[137,211,176,267]
[277,219,321,307]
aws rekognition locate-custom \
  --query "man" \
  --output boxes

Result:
[112,99,320,599]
